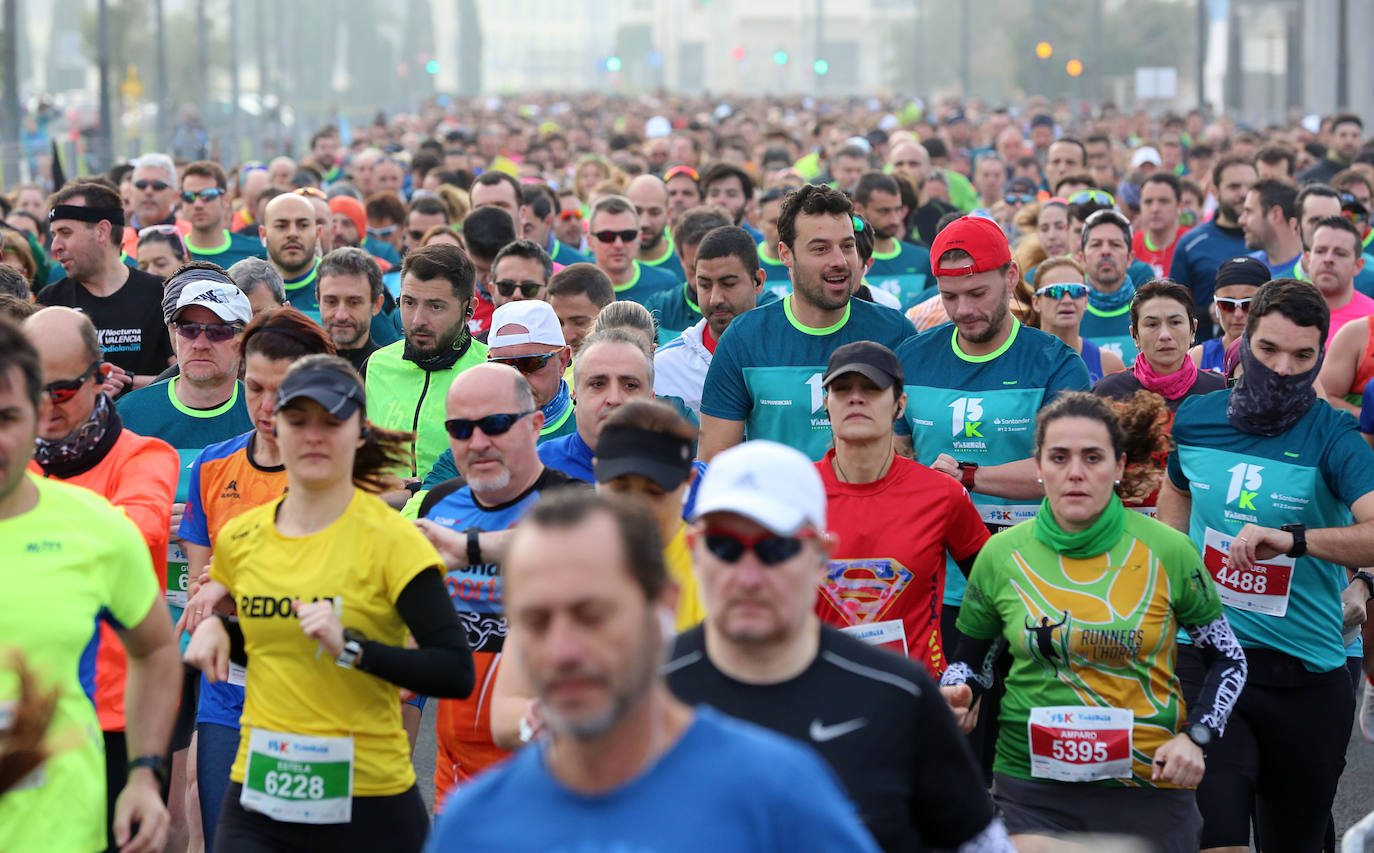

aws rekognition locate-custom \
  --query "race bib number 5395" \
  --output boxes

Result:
[1028,706,1133,782]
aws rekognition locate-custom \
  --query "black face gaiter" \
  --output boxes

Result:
[1226,333,1322,436]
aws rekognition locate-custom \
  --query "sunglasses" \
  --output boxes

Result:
[134,179,170,192]
[138,223,183,239]
[181,188,224,204]
[558,209,583,221]
[699,527,818,566]
[664,165,700,182]
[593,229,638,245]
[1004,194,1035,205]
[1215,297,1253,313]
[1035,283,1089,300]
[1344,209,1369,225]
[445,410,535,440]
[368,225,398,237]
[173,320,243,343]
[493,279,545,299]
[43,360,100,404]
[488,350,560,374]
[1068,189,1116,207]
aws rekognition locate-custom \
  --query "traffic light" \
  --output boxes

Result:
[774,50,788,65]
[1066,59,1083,77]
[731,46,746,61]
[425,60,440,74]
[1035,41,1052,59]
[606,56,622,72]
[814,59,829,75]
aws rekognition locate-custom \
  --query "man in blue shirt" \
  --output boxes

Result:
[1159,279,1374,852]
[424,490,881,853]
[1239,178,1303,279]
[1170,155,1256,338]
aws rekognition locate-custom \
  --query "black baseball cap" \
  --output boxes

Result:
[1214,256,1271,290]
[594,426,694,491]
[1030,114,1055,129]
[274,366,367,418]
[822,341,904,390]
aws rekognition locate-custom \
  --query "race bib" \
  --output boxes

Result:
[1202,527,1294,617]
[242,729,353,824]
[976,504,1041,532]
[167,540,189,608]
[0,702,44,790]
[227,662,247,687]
[839,619,908,655]
[1028,706,1133,782]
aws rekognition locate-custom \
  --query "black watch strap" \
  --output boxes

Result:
[465,527,483,566]
[127,755,168,786]
[1354,570,1374,601]
[1280,523,1307,558]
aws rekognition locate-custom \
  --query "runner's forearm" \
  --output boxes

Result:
[356,568,474,698]
[971,458,1045,501]
[1181,616,1248,735]
[939,635,1003,704]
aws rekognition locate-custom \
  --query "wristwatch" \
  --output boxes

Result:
[1353,570,1374,601]
[465,526,483,567]
[336,628,366,670]
[1183,723,1214,749]
[1279,523,1307,558]
[957,461,978,491]
[127,755,168,786]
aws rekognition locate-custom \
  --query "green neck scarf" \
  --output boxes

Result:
[1033,493,1126,559]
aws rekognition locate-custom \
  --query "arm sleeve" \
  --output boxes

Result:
[1181,615,1248,736]
[355,568,475,699]
[938,635,1003,705]
[908,670,999,847]
[698,333,751,421]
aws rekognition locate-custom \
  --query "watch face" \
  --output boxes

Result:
[1188,724,1211,746]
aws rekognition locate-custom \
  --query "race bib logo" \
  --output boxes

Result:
[949,397,984,437]
[1226,463,1263,510]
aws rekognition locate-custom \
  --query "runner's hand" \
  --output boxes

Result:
[112,769,169,853]
[176,578,230,639]
[294,599,345,658]
[184,618,230,683]
[169,503,186,541]
[415,518,470,568]
[519,699,545,743]
[1227,523,1290,571]
[1151,732,1205,787]
[938,684,980,734]
[1342,581,1369,631]
[99,363,132,397]
[931,453,960,480]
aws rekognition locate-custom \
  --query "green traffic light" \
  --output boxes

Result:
[425,60,440,74]
[606,56,622,72]
[814,59,829,75]
[774,51,788,65]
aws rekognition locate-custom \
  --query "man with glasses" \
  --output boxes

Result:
[38,181,174,393]
[665,440,1011,853]
[1171,154,1256,339]
[665,164,703,227]
[122,152,189,259]
[412,361,588,804]
[259,192,325,323]
[488,239,553,309]
[587,195,678,306]
[180,161,266,270]
[22,307,180,849]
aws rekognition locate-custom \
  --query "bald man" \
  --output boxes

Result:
[260,193,325,322]
[22,307,180,848]
[411,362,589,803]
[627,174,685,282]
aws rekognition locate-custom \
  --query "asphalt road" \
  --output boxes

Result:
[409,701,1374,842]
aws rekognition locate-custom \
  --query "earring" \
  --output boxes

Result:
[1036,477,1043,484]
[1114,479,1121,484]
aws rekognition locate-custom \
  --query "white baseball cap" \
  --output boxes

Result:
[488,300,565,350]
[690,441,826,535]
[173,280,253,325]
[1130,146,1162,169]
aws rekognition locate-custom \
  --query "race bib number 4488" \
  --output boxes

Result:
[1202,527,1294,617]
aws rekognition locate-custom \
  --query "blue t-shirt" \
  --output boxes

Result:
[614,261,681,306]
[1081,338,1105,383]
[185,229,266,270]
[701,296,915,461]
[867,240,932,311]
[1361,382,1374,435]
[895,320,1090,606]
[538,430,596,482]
[423,383,579,489]
[1198,337,1227,373]
[1169,221,1247,336]
[1168,392,1374,672]
[1248,249,1301,279]
[423,706,882,853]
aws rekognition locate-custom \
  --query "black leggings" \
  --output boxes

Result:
[212,782,429,853]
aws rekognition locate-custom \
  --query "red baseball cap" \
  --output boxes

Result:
[930,215,1012,277]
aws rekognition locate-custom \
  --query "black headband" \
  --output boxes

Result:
[49,204,125,227]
